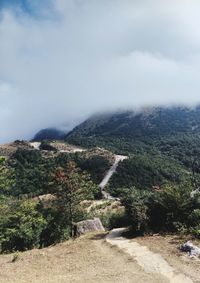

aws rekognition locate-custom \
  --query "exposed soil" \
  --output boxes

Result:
[1,231,199,283]
[0,232,166,283]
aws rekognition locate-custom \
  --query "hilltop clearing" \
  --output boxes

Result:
[0,231,199,283]
[0,232,166,283]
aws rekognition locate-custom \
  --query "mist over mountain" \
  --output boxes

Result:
[66,106,200,141]
[2,1,200,142]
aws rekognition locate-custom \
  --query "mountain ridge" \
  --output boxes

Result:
[65,106,200,142]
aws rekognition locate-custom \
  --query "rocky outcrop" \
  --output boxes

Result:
[75,218,105,235]
[181,241,200,257]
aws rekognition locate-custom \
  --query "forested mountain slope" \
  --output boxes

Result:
[66,106,200,191]
[66,106,200,141]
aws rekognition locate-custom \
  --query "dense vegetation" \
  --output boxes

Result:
[0,150,103,253]
[66,107,200,140]
[109,154,189,193]
[66,108,200,190]
[7,149,110,197]
[120,185,200,238]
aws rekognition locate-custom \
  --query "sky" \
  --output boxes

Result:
[1,0,200,143]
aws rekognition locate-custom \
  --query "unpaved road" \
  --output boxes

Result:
[106,228,195,283]
[99,155,127,199]
[30,142,85,153]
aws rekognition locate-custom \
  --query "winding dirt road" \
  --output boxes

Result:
[99,155,127,199]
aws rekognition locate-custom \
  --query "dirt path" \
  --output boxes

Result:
[106,228,194,283]
[99,155,127,199]
[0,233,166,283]
[136,234,200,283]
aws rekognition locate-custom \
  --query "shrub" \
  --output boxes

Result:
[98,211,129,230]
[120,184,200,236]
[120,188,152,233]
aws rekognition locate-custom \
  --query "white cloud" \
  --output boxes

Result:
[1,0,200,142]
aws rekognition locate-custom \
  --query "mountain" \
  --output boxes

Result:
[66,106,200,141]
[32,128,66,142]
[65,106,200,189]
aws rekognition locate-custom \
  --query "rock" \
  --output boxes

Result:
[180,241,200,257]
[75,218,105,235]
[190,188,200,198]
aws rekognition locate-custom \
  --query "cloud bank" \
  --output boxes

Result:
[1,0,200,142]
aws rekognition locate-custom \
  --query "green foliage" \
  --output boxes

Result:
[39,207,71,247]
[8,149,103,198]
[9,149,53,196]
[109,154,188,193]
[120,188,152,233]
[39,141,57,151]
[188,209,200,226]
[0,156,14,195]
[0,148,103,253]
[76,155,111,184]
[0,199,47,252]
[120,184,200,235]
[4,106,200,251]
[149,184,194,231]
[97,211,130,230]
[55,152,111,185]
[66,109,200,190]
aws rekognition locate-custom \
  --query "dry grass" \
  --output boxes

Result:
[135,234,200,283]
[0,232,164,283]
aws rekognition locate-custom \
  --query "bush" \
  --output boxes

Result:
[98,211,129,230]
[149,184,194,231]
[120,188,152,233]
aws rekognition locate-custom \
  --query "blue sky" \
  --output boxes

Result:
[1,0,200,143]
[0,0,53,17]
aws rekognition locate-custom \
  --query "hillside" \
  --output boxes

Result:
[66,106,200,141]
[65,106,200,191]
[32,128,66,142]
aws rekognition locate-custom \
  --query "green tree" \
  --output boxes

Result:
[121,188,151,233]
[54,161,97,236]
[0,199,47,252]
[150,184,196,231]
[0,156,13,195]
